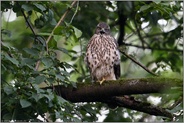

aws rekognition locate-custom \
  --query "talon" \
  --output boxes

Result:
[99,78,105,85]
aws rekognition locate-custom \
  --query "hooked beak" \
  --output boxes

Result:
[100,28,105,34]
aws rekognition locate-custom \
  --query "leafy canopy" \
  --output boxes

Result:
[1,1,183,122]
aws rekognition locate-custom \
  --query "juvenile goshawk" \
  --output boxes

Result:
[84,22,121,84]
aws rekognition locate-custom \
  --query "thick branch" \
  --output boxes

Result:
[100,96,174,118]
[44,78,182,102]
[43,78,182,118]
[112,96,173,118]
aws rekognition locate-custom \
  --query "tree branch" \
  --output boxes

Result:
[123,43,183,53]
[53,78,181,102]
[101,96,174,118]
[166,96,183,110]
[113,96,173,118]
[43,78,182,118]
[19,2,36,37]
[46,1,77,44]
[34,1,77,71]
[119,47,158,76]
[117,1,127,46]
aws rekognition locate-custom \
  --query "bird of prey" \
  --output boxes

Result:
[84,22,121,84]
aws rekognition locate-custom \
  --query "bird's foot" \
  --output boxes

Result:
[99,78,105,85]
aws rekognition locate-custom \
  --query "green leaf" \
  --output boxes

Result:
[73,27,82,38]
[57,47,69,55]
[56,74,65,81]
[33,3,46,11]
[32,93,44,102]
[53,35,62,42]
[21,4,33,12]
[54,26,63,35]
[22,58,36,65]
[23,48,39,56]
[36,36,46,46]
[70,81,77,88]
[37,32,51,36]
[20,99,31,108]
[35,75,46,84]
[43,94,54,101]
[1,29,11,37]
[57,96,67,103]
[48,9,54,18]
[2,43,11,53]
[61,62,73,69]
[33,84,45,93]
[47,77,55,83]
[41,57,53,68]
[153,0,161,4]
[34,18,45,28]
[4,86,14,95]
[50,18,57,26]
[61,70,70,76]
[48,9,57,25]
[2,113,12,120]
[140,5,150,12]
[4,54,19,66]
[55,111,62,119]
[83,105,96,114]
[48,39,57,49]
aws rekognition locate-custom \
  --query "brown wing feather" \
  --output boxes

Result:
[114,64,120,79]
[113,37,121,79]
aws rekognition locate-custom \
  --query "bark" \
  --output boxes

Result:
[50,78,181,102]
[43,77,182,118]
[106,96,173,118]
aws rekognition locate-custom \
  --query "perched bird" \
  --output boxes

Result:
[84,22,121,84]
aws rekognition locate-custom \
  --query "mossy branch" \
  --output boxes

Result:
[50,78,182,102]
[43,77,182,118]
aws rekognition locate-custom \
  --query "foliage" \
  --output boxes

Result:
[1,1,183,122]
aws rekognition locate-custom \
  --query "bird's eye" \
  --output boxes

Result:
[97,27,101,30]
[105,28,110,31]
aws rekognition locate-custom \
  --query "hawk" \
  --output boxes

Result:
[84,22,121,84]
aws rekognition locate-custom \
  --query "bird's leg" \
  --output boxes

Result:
[99,77,105,85]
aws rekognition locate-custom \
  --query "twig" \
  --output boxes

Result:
[123,43,183,53]
[35,60,41,71]
[3,4,38,89]
[19,2,36,37]
[34,1,77,71]
[70,1,79,24]
[119,48,158,76]
[133,20,148,49]
[20,3,47,51]
[124,21,164,44]
[119,23,182,53]
[46,1,77,44]
[166,96,183,110]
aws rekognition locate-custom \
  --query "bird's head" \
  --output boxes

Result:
[95,22,110,35]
